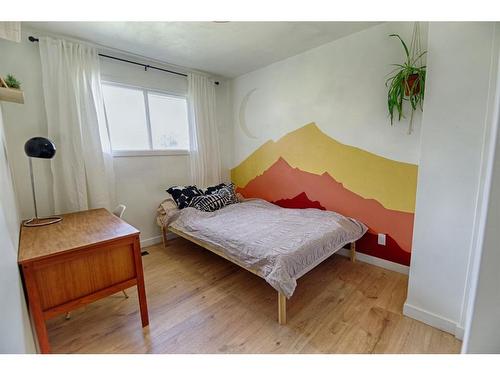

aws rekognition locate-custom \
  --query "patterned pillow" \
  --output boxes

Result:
[204,183,238,204]
[166,185,204,209]
[189,188,235,212]
[204,183,227,195]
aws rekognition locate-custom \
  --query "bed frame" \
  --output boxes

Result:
[162,226,356,325]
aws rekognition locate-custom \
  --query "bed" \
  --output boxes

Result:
[157,198,367,324]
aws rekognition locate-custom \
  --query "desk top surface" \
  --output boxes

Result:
[18,208,140,264]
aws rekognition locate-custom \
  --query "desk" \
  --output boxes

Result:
[18,208,149,353]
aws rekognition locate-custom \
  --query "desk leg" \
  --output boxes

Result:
[133,237,149,327]
[22,263,51,354]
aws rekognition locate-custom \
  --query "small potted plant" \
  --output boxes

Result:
[0,73,24,104]
[386,34,426,134]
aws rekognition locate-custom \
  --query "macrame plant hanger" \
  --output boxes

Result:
[408,22,423,134]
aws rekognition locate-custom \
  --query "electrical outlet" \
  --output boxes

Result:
[378,233,386,246]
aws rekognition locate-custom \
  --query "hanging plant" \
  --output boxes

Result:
[386,24,426,134]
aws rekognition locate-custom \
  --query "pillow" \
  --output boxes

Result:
[189,188,235,212]
[204,183,227,195]
[166,185,204,209]
[204,183,238,204]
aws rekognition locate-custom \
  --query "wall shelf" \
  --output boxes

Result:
[0,76,24,104]
[0,87,24,104]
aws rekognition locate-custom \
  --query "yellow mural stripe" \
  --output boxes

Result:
[231,123,418,213]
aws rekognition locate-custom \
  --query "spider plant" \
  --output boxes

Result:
[386,34,426,133]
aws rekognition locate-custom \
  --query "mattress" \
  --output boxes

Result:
[168,199,367,298]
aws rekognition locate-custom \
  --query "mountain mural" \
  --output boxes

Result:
[231,123,418,266]
[232,123,418,213]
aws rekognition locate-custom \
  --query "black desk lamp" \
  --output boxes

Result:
[23,137,62,227]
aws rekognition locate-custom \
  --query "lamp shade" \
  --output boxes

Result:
[24,137,56,159]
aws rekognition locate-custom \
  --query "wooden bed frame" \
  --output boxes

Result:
[162,226,356,325]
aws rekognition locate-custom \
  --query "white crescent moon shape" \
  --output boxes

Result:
[239,88,259,139]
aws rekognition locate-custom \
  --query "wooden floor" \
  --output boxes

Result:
[46,238,462,353]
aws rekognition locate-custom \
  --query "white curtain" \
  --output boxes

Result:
[39,37,115,213]
[187,73,222,187]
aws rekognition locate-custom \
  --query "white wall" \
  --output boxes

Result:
[0,28,232,246]
[405,22,500,338]
[0,105,35,353]
[463,106,500,352]
[462,25,500,353]
[0,30,52,220]
[231,22,426,167]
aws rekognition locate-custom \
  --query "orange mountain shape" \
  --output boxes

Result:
[238,157,414,253]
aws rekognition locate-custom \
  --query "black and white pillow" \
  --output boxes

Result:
[204,183,227,195]
[166,185,204,209]
[189,188,234,212]
[204,183,238,204]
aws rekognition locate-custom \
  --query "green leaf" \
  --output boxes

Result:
[390,34,410,61]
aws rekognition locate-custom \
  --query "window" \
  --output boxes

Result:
[102,82,190,156]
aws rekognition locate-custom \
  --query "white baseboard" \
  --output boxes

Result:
[403,302,463,337]
[140,231,178,248]
[140,235,163,248]
[455,325,465,340]
[336,248,409,275]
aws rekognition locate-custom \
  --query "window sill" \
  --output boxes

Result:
[112,149,190,157]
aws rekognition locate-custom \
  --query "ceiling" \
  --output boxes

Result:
[24,22,380,78]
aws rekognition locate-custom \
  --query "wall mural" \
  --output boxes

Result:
[231,123,418,266]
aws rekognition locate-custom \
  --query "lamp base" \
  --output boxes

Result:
[23,216,63,227]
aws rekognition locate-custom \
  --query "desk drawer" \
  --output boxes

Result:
[32,240,136,311]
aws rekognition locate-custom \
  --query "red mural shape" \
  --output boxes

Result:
[237,157,414,266]
[273,192,326,210]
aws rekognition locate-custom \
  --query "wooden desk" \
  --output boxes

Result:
[18,208,149,354]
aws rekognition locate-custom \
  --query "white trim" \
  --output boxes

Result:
[336,248,409,275]
[140,231,178,248]
[112,149,189,157]
[403,302,460,337]
[102,80,187,99]
[140,235,163,248]
[455,325,465,340]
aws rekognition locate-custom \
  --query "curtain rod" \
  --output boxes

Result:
[28,36,219,85]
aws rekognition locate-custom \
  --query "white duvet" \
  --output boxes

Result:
[169,199,367,298]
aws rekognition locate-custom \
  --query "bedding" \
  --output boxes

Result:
[168,199,367,298]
